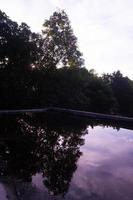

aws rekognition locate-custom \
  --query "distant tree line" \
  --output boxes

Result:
[0,10,133,117]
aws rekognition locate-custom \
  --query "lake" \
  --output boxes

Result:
[0,113,133,200]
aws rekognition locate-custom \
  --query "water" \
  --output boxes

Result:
[0,113,133,200]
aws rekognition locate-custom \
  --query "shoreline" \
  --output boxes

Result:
[0,107,133,123]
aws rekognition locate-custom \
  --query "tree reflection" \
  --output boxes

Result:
[0,115,40,182]
[0,113,130,197]
[0,113,88,196]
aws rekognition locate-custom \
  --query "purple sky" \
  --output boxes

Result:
[1,0,133,79]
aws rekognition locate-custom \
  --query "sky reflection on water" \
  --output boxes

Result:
[66,126,133,200]
[0,114,133,200]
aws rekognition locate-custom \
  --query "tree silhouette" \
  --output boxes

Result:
[0,10,42,109]
[102,71,133,116]
[1,9,133,117]
[41,10,84,69]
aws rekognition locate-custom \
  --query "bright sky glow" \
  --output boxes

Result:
[1,0,133,79]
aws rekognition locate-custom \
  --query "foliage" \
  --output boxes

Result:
[102,71,133,116]
[41,10,84,69]
[0,10,41,108]
[0,10,133,117]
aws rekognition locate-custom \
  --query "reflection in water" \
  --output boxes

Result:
[0,113,89,198]
[72,126,133,200]
[0,113,132,199]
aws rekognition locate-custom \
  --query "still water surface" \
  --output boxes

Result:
[0,113,133,200]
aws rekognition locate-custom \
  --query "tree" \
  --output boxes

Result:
[102,71,133,116]
[84,74,117,114]
[41,10,84,69]
[0,10,41,108]
[0,10,40,71]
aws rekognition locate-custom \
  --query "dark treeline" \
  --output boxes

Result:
[0,10,133,116]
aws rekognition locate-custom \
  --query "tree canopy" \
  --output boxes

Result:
[0,9,133,117]
[41,10,84,69]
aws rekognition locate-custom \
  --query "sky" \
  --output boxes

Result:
[1,0,133,79]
